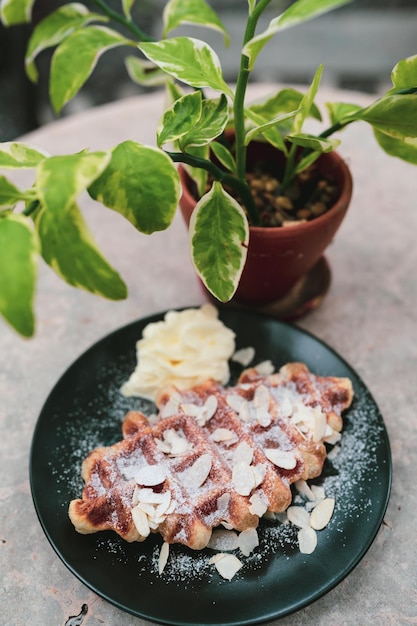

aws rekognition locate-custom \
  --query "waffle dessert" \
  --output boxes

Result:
[68,362,353,550]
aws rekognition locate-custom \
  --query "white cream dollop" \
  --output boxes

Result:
[121,304,235,401]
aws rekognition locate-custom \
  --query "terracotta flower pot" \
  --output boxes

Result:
[179,140,353,311]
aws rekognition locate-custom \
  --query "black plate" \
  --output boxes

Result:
[30,308,391,626]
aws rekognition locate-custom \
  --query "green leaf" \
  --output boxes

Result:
[139,37,233,97]
[287,133,340,152]
[179,94,229,150]
[249,88,322,123]
[374,130,417,165]
[243,0,352,70]
[210,141,236,174]
[244,108,287,151]
[0,142,49,168]
[0,213,38,336]
[325,101,363,126]
[245,108,300,146]
[34,202,127,299]
[36,151,111,213]
[157,91,203,148]
[88,140,180,234]
[0,176,37,208]
[293,64,323,134]
[122,0,135,19]
[391,54,417,90]
[50,26,133,112]
[355,94,417,139]
[0,0,34,25]
[125,56,169,87]
[163,0,230,45]
[189,181,249,302]
[25,3,108,82]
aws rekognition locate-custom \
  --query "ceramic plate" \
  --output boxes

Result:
[30,308,392,626]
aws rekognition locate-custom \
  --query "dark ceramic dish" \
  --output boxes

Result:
[30,308,391,626]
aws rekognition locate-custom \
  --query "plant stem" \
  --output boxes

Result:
[92,0,154,41]
[233,0,274,182]
[168,151,261,225]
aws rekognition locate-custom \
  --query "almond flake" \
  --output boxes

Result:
[203,394,218,422]
[226,394,245,413]
[217,492,230,516]
[310,484,326,501]
[254,360,274,375]
[312,408,327,442]
[264,448,297,470]
[295,480,316,501]
[286,505,311,528]
[310,497,335,530]
[212,553,243,580]
[136,488,169,505]
[253,384,270,410]
[134,464,167,486]
[158,542,170,575]
[182,453,212,489]
[207,529,239,552]
[211,428,234,442]
[238,528,259,556]
[132,505,151,538]
[232,462,256,496]
[233,441,253,466]
[232,346,255,366]
[251,464,266,488]
[255,407,271,427]
[249,492,268,517]
[298,526,317,554]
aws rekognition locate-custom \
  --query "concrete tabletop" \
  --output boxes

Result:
[1,85,416,626]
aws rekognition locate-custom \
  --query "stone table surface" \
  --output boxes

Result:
[1,85,417,626]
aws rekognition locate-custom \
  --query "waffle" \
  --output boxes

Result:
[68,363,353,550]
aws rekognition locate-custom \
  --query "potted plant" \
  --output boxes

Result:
[0,0,416,337]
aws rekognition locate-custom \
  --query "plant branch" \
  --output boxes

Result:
[167,151,261,226]
[92,0,154,41]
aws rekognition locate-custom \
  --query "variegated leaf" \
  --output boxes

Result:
[189,182,249,302]
[0,176,37,208]
[125,56,169,87]
[163,0,229,45]
[0,0,34,25]
[157,91,203,148]
[50,26,134,112]
[0,213,38,336]
[139,37,233,97]
[88,141,180,234]
[0,142,49,168]
[179,94,229,149]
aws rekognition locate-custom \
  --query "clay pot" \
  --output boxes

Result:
[179,140,352,307]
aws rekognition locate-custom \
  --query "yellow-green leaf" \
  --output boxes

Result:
[163,0,230,45]
[50,26,134,112]
[189,182,249,302]
[0,213,38,336]
[157,91,203,148]
[34,202,127,299]
[374,130,417,165]
[243,0,352,70]
[88,141,180,234]
[391,54,417,90]
[125,56,169,87]
[179,94,229,149]
[0,142,49,168]
[0,0,34,25]
[139,37,233,97]
[25,3,108,82]
[0,176,37,208]
[36,151,111,213]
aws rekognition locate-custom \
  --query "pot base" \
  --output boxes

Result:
[213,256,331,322]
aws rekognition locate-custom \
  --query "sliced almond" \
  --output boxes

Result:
[233,441,253,466]
[232,346,255,366]
[253,384,270,410]
[248,492,268,517]
[182,453,212,489]
[211,428,235,442]
[134,464,167,487]
[158,541,170,575]
[254,360,275,375]
[298,526,317,554]
[232,462,256,496]
[310,497,335,530]
[238,528,259,556]
[251,463,266,488]
[131,505,151,538]
[295,480,316,501]
[213,553,243,580]
[286,505,311,529]
[264,448,297,470]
